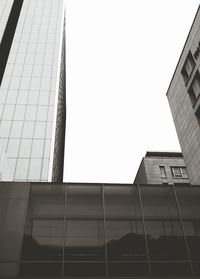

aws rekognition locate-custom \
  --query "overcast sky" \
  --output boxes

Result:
[64,1,199,183]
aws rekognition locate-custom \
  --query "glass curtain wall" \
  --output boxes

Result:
[175,186,200,276]
[1,182,199,278]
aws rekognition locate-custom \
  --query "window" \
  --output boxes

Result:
[188,71,200,105]
[181,51,195,84]
[159,166,167,178]
[171,167,188,179]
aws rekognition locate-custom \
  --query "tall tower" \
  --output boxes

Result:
[0,0,66,182]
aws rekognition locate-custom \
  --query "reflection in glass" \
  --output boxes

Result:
[140,185,191,276]
[176,186,200,275]
[105,186,146,261]
[65,185,105,261]
[21,184,65,262]
[104,185,148,276]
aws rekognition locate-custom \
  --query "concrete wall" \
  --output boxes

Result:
[134,155,190,185]
[167,6,200,185]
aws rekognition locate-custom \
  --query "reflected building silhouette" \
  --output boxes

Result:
[1,182,200,278]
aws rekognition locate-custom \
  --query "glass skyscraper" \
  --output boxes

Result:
[0,0,66,182]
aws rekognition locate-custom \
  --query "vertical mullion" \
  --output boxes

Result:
[61,183,68,279]
[137,184,152,278]
[102,184,109,278]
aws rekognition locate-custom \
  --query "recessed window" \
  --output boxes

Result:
[159,166,167,179]
[181,51,195,84]
[188,70,200,105]
[171,167,188,179]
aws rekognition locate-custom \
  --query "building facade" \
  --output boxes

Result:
[0,0,66,182]
[134,151,190,185]
[0,182,200,278]
[167,5,200,185]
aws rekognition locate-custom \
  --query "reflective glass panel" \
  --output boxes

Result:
[104,186,146,261]
[65,184,105,261]
[176,186,200,275]
[104,185,148,277]
[21,184,65,261]
[140,185,191,276]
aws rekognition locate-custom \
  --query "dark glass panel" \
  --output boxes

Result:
[192,261,200,275]
[108,261,148,277]
[65,220,105,261]
[19,262,62,277]
[0,182,29,268]
[65,185,105,261]
[175,186,200,261]
[104,186,147,261]
[140,185,188,261]
[64,262,106,277]
[21,183,65,261]
[151,261,191,277]
[0,263,19,278]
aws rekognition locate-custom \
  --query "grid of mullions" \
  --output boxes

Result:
[19,183,200,278]
[0,0,65,181]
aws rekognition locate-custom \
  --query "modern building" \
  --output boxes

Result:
[1,182,200,278]
[167,5,200,185]
[1,2,200,279]
[134,151,190,185]
[0,0,66,182]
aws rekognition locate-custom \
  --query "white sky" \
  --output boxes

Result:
[64,1,199,183]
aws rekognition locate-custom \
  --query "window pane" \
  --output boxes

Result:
[21,184,65,261]
[25,105,37,121]
[7,139,20,157]
[22,122,34,138]
[2,104,15,120]
[36,106,48,121]
[176,186,200,275]
[19,139,32,157]
[140,185,191,276]
[104,185,148,277]
[13,105,26,120]
[0,121,11,137]
[65,185,105,261]
[20,263,62,277]
[159,166,166,178]
[140,186,187,260]
[6,90,18,104]
[27,90,39,104]
[34,122,46,138]
[17,90,28,104]
[31,139,44,158]
[64,262,106,277]
[10,121,23,138]
[104,186,146,261]
[28,159,42,180]
[41,159,49,180]
[0,183,29,278]
[38,91,49,105]
[15,159,29,180]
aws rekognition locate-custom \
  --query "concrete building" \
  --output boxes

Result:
[167,5,200,185]
[0,0,66,182]
[134,151,190,185]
